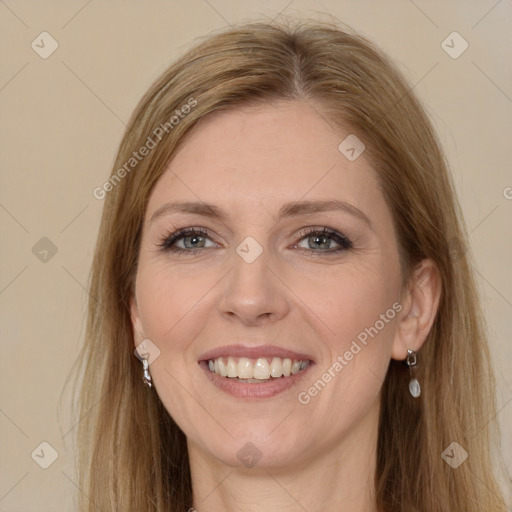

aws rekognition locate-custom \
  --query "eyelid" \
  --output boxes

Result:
[157,226,217,251]
[157,225,353,254]
[294,226,353,251]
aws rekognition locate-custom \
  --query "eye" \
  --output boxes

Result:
[294,227,353,254]
[158,228,218,255]
[158,226,353,256]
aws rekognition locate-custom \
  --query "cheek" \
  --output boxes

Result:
[296,264,400,353]
[135,261,206,350]
[133,262,211,419]
[294,274,399,418]
[293,264,400,408]
[134,255,233,370]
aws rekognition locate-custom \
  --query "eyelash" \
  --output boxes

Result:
[157,226,353,256]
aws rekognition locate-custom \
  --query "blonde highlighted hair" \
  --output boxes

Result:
[72,19,509,511]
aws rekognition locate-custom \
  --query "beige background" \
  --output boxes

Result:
[0,1,511,510]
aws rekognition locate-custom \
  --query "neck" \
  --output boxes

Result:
[187,399,380,512]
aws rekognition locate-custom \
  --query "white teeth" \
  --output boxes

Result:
[282,358,292,376]
[226,357,237,377]
[253,358,270,380]
[218,358,228,377]
[238,358,253,379]
[270,357,283,378]
[206,356,310,379]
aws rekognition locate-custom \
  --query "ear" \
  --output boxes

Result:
[130,294,145,348]
[391,259,442,361]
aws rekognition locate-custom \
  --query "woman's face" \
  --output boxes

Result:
[131,100,405,469]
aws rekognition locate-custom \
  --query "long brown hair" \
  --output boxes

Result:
[72,19,510,511]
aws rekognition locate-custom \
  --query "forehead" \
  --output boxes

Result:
[146,100,383,221]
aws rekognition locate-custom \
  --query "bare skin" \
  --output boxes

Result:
[130,100,441,512]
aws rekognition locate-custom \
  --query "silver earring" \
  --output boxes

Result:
[142,356,152,388]
[406,349,421,398]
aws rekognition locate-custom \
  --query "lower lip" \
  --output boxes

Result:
[199,361,314,399]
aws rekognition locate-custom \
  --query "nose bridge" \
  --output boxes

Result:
[218,233,289,323]
[231,234,273,296]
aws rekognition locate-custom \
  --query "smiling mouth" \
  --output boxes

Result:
[204,356,312,382]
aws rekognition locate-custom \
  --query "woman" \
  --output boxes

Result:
[74,19,510,511]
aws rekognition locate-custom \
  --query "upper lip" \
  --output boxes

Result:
[198,344,315,362]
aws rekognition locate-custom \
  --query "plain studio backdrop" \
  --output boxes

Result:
[0,1,511,510]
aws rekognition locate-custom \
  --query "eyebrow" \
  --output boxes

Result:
[149,199,373,229]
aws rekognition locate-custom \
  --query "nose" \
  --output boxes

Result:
[217,240,291,327]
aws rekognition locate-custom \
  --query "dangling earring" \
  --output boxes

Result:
[406,349,420,398]
[142,356,152,388]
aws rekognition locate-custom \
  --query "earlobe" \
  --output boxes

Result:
[391,259,442,361]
